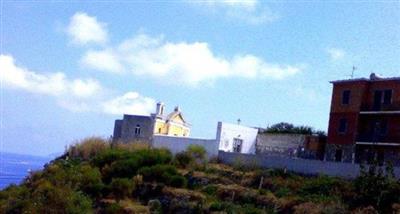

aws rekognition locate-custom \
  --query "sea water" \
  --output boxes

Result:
[0,153,51,189]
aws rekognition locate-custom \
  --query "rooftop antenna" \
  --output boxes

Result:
[350,66,357,79]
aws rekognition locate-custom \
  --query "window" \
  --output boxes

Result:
[375,121,388,136]
[335,149,342,162]
[134,125,141,136]
[338,118,347,133]
[342,90,351,105]
[383,90,392,104]
[233,138,243,153]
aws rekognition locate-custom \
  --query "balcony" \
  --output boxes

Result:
[360,102,400,114]
[356,134,400,145]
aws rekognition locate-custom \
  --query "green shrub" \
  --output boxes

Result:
[30,180,93,213]
[103,203,124,214]
[187,145,206,161]
[174,151,194,168]
[299,176,340,197]
[104,157,142,181]
[135,148,173,166]
[209,201,235,212]
[138,164,183,187]
[96,148,173,182]
[275,187,291,197]
[202,184,218,195]
[169,175,187,188]
[148,199,162,213]
[139,164,178,180]
[91,149,132,168]
[110,178,134,202]
[353,162,400,213]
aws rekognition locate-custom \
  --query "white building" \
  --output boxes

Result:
[216,122,259,154]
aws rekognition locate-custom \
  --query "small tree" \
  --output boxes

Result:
[353,161,400,213]
[187,145,206,162]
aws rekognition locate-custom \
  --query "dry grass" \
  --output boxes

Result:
[119,199,150,214]
[163,186,206,202]
[113,141,151,152]
[67,137,110,160]
[293,202,323,214]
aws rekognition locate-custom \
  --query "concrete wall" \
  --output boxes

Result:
[218,151,400,179]
[113,120,123,140]
[256,134,306,157]
[152,135,218,157]
[216,122,258,154]
[117,115,154,142]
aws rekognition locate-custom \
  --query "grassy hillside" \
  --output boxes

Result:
[1,137,399,214]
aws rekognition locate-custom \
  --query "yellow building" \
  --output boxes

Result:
[152,102,191,137]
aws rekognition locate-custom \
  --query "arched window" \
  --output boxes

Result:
[135,124,141,136]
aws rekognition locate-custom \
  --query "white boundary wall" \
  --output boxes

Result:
[218,151,400,179]
[152,135,218,157]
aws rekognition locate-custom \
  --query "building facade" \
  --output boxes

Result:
[326,73,400,165]
[113,102,191,142]
[216,122,259,154]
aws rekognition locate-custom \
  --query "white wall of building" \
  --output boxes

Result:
[216,122,258,154]
[152,135,218,157]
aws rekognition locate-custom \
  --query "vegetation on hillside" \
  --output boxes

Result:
[1,137,399,213]
[263,122,326,136]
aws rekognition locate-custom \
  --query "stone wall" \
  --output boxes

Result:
[152,135,218,157]
[256,134,306,157]
[218,151,400,179]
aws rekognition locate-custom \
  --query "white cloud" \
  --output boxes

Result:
[192,0,278,25]
[0,54,155,115]
[82,33,302,86]
[81,50,124,73]
[326,48,345,61]
[67,12,108,45]
[0,54,101,98]
[102,92,156,115]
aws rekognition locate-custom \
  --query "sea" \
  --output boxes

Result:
[0,152,52,190]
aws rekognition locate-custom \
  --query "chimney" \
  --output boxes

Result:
[156,102,165,115]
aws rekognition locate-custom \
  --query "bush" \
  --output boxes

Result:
[91,149,132,169]
[103,203,124,214]
[95,148,173,182]
[174,151,194,168]
[138,164,186,187]
[352,162,400,212]
[148,199,162,213]
[104,157,142,181]
[110,178,134,202]
[202,184,218,195]
[138,164,178,181]
[169,175,187,188]
[68,137,109,160]
[187,145,206,161]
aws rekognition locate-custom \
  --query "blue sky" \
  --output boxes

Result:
[1,1,399,156]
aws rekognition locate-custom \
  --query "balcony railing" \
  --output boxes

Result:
[356,134,400,144]
[360,102,400,113]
